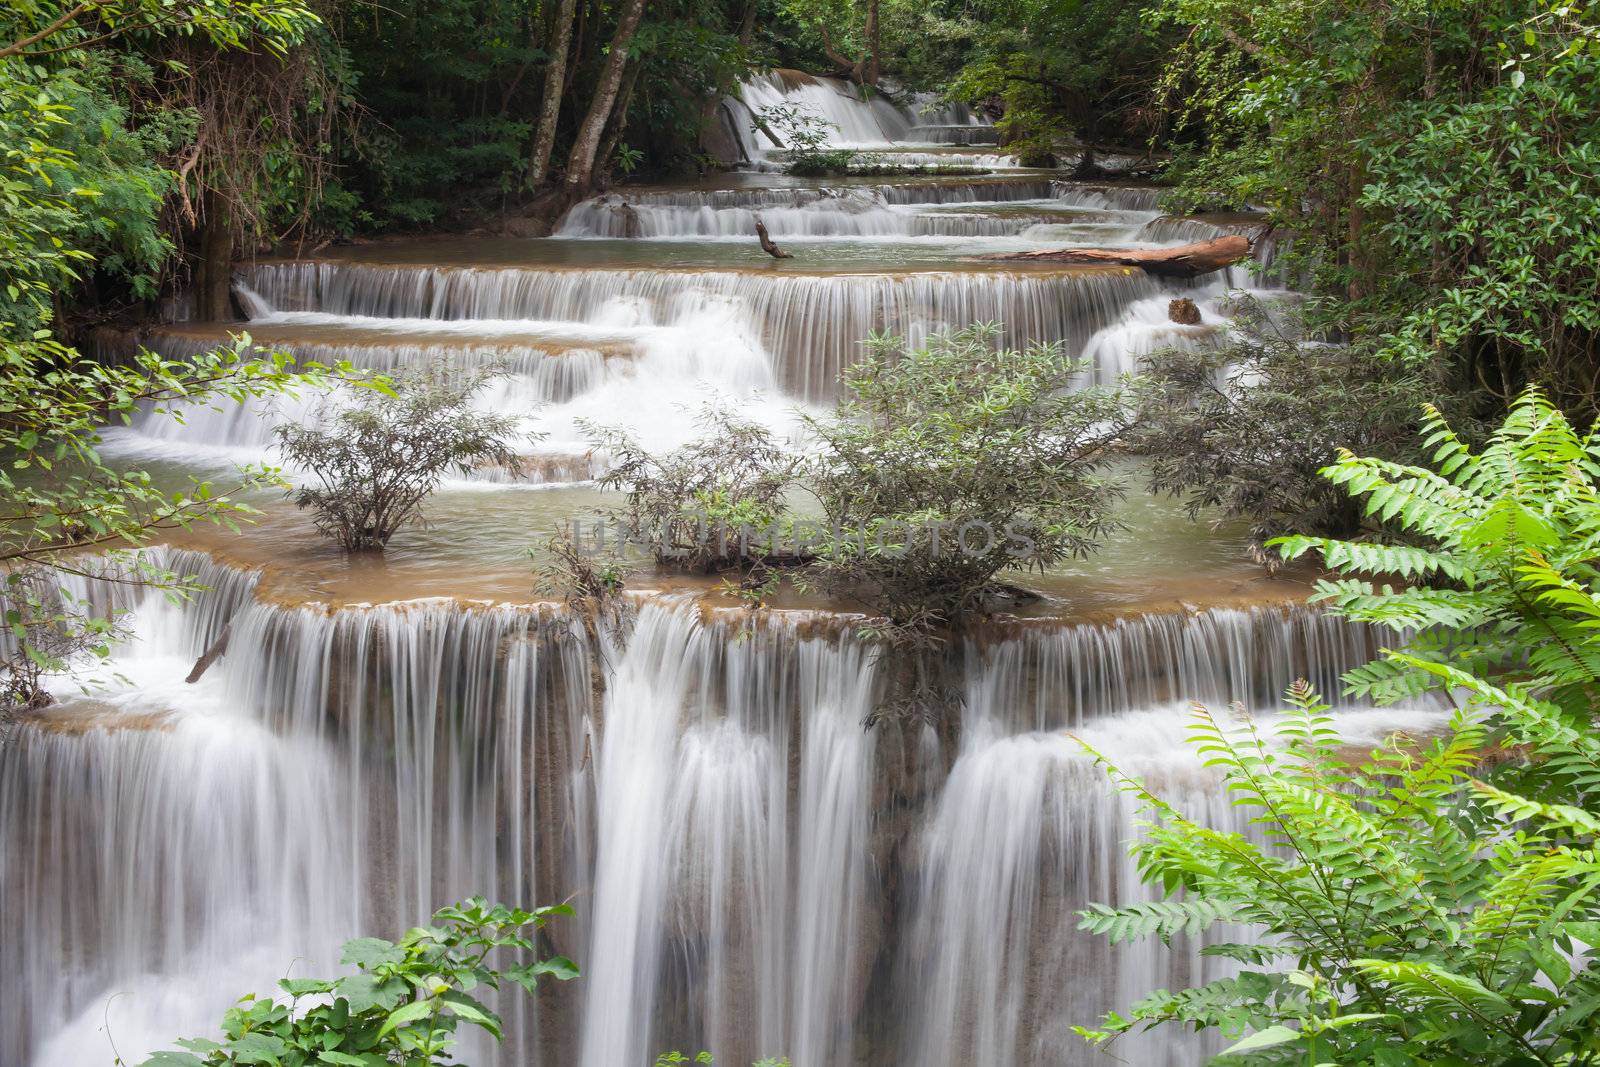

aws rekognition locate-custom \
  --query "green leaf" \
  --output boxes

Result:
[137,1053,207,1067]
[439,990,502,1038]
[340,937,404,970]
[227,1032,289,1064]
[1221,1025,1302,1054]
[378,997,436,1038]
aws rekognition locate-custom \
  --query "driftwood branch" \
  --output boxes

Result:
[754,217,792,259]
[978,234,1250,279]
[185,622,231,684]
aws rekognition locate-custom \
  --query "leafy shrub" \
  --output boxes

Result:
[534,528,627,610]
[1085,386,1600,1062]
[1275,388,1600,707]
[754,102,859,175]
[1131,305,1444,560]
[1149,0,1599,420]
[585,405,799,573]
[276,369,527,552]
[138,897,578,1067]
[1077,675,1600,1064]
[803,323,1127,638]
[1362,20,1600,415]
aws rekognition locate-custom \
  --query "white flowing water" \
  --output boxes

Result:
[6,70,1333,1067]
[729,70,990,160]
[235,259,1158,401]
[0,550,1439,1067]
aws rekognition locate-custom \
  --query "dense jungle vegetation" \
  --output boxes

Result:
[4,0,1600,1063]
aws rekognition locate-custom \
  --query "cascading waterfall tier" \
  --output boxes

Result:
[111,329,611,452]
[0,549,1435,1067]
[239,259,1158,402]
[729,70,990,160]
[556,179,1168,241]
[106,178,1281,474]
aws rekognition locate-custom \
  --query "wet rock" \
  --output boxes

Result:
[1168,297,1202,325]
[502,213,553,238]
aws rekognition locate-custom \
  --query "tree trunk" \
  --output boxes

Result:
[737,0,757,48]
[196,189,235,321]
[563,0,648,196]
[863,0,880,86]
[594,60,642,184]
[529,0,579,188]
[564,0,590,94]
[978,234,1251,278]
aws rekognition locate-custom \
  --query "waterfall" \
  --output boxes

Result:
[0,548,1440,1067]
[730,71,989,158]
[899,713,1232,1067]
[554,179,1158,243]
[116,331,612,456]
[578,602,880,1067]
[1,555,598,1067]
[903,125,1002,145]
[238,260,1157,402]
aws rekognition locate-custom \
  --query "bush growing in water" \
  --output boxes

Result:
[1130,303,1445,559]
[803,323,1128,641]
[754,102,860,176]
[276,369,527,551]
[137,897,578,1067]
[584,405,799,573]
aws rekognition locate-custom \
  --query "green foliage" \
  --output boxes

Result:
[1364,23,1600,410]
[334,0,538,227]
[754,101,859,175]
[137,897,578,1067]
[1275,389,1600,707]
[276,368,528,552]
[340,0,757,225]
[1,338,338,568]
[1132,303,1443,558]
[0,336,345,708]
[803,323,1126,636]
[945,0,1168,155]
[0,0,319,61]
[1091,386,1600,1062]
[1077,678,1600,1064]
[0,0,346,709]
[585,404,799,573]
[0,54,188,332]
[1151,0,1600,417]
[624,7,753,176]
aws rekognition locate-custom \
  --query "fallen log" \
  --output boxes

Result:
[978,234,1251,279]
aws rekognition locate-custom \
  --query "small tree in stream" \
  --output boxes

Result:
[276,369,527,551]
[584,404,799,573]
[803,323,1127,643]
[754,102,857,176]
[1129,303,1445,562]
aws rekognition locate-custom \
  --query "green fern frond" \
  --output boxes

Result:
[1077,898,1237,945]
